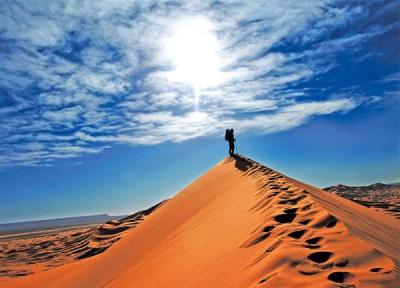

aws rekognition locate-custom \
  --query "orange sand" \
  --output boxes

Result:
[2,156,399,287]
[0,201,166,281]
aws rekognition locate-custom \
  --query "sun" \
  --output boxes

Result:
[163,17,224,105]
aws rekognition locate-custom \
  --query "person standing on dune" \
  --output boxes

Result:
[225,129,236,156]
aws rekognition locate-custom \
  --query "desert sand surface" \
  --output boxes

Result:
[324,183,400,219]
[0,201,165,282]
[2,155,399,287]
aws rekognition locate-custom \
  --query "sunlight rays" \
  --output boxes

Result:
[163,17,225,108]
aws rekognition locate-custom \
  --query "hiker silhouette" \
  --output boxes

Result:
[225,129,236,156]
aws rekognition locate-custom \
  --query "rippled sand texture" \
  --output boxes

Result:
[0,201,166,282]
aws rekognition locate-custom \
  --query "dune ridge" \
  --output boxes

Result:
[2,155,399,287]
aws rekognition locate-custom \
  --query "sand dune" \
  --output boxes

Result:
[0,201,166,281]
[2,155,399,287]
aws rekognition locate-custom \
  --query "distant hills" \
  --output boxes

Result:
[324,183,400,219]
[0,214,127,235]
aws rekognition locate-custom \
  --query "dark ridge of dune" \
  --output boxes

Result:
[0,200,167,280]
[76,199,168,260]
[2,155,399,288]
[324,183,400,219]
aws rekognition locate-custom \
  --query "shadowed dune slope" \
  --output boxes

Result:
[0,200,167,280]
[3,156,399,288]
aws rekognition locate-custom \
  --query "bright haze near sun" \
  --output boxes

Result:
[163,17,225,106]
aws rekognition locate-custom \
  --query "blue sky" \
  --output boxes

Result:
[0,0,399,222]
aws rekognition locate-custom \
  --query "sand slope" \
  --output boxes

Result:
[0,201,166,280]
[2,156,399,287]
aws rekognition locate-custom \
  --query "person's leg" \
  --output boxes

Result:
[229,141,234,156]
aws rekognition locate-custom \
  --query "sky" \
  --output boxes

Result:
[0,0,399,223]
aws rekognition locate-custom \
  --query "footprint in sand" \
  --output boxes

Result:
[326,218,337,228]
[305,237,323,245]
[369,267,392,274]
[303,236,323,249]
[244,225,276,246]
[296,261,323,275]
[249,233,272,245]
[297,251,336,276]
[280,195,307,205]
[268,183,279,188]
[301,203,313,211]
[274,206,300,224]
[263,225,275,233]
[287,229,306,239]
[312,215,337,229]
[307,251,333,263]
[258,272,278,284]
[274,213,296,223]
[266,191,280,199]
[334,258,349,267]
[327,271,354,284]
[283,208,298,214]
[298,219,312,225]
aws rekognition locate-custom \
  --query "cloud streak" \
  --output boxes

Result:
[0,0,392,167]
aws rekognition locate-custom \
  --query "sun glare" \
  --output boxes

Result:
[164,17,224,106]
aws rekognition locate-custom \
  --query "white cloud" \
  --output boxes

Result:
[0,0,385,167]
[42,106,83,123]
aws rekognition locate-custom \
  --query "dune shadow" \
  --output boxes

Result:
[232,154,254,172]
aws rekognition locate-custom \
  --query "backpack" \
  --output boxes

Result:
[225,129,229,141]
